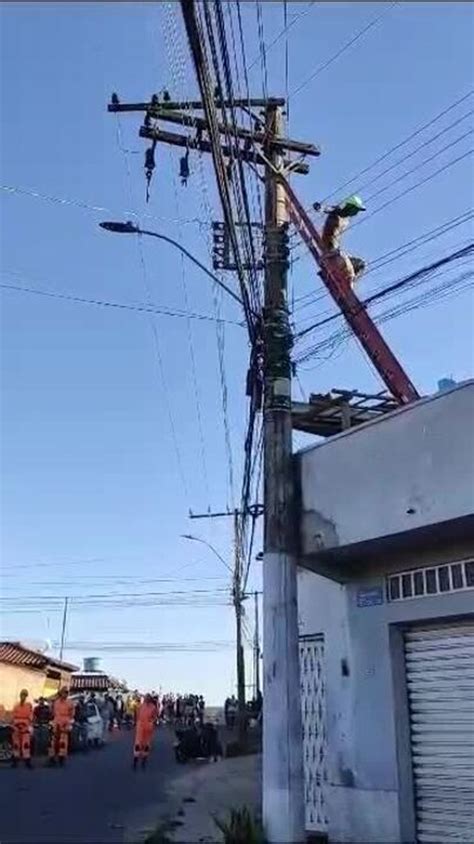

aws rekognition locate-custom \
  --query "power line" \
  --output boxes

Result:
[246,0,317,74]
[0,587,231,601]
[226,2,265,231]
[181,0,257,338]
[295,243,474,340]
[212,0,263,313]
[295,265,474,366]
[0,183,205,227]
[295,261,473,360]
[255,0,269,98]
[357,108,474,197]
[58,640,235,653]
[322,89,474,203]
[290,2,398,98]
[354,147,474,227]
[284,0,290,128]
[364,127,473,204]
[114,114,192,506]
[292,209,474,313]
[169,157,211,505]
[162,2,237,511]
[0,278,242,326]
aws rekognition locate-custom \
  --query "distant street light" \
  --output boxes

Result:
[182,531,247,743]
[181,534,233,575]
[99,221,244,308]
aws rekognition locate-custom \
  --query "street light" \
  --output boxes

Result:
[181,532,247,743]
[99,220,244,308]
[181,533,233,575]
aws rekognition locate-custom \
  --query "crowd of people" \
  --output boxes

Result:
[224,691,262,728]
[160,693,205,725]
[7,687,208,771]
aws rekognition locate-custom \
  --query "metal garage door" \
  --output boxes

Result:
[405,622,474,843]
[299,635,328,833]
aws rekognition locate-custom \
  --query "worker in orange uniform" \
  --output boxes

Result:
[133,693,157,769]
[48,687,74,766]
[313,195,366,288]
[12,689,33,768]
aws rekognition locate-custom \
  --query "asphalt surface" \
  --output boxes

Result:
[0,726,178,843]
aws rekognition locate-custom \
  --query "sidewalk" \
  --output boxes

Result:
[146,751,261,843]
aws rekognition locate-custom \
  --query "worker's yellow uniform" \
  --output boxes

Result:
[12,701,33,761]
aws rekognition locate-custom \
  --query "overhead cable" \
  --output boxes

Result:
[295,243,474,340]
[246,0,317,73]
[322,89,474,203]
[357,109,474,197]
[0,278,242,326]
[354,148,474,227]
[292,209,474,313]
[0,184,204,227]
[290,2,398,98]
[364,128,474,204]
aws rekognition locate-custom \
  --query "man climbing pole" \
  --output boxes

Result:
[313,195,367,287]
[11,689,33,768]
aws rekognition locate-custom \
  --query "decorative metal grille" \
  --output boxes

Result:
[299,635,328,833]
[387,559,474,602]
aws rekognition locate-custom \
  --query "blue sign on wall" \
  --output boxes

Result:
[357,586,384,607]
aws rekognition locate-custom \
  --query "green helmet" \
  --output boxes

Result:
[341,194,366,213]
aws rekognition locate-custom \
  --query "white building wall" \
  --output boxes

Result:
[298,565,474,843]
[299,382,474,557]
[298,571,400,842]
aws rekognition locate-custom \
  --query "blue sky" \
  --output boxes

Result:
[1,2,473,703]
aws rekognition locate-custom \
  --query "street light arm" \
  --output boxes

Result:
[139,229,245,309]
[181,534,233,575]
[99,221,245,310]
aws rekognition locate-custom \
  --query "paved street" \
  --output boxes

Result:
[0,727,177,843]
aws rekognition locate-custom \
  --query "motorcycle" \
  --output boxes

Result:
[71,721,89,752]
[32,722,51,756]
[174,723,222,764]
[0,723,13,763]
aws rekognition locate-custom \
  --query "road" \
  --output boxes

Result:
[0,727,178,843]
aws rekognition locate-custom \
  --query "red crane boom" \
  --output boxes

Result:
[281,177,420,404]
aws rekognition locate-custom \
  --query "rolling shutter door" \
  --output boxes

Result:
[405,623,474,843]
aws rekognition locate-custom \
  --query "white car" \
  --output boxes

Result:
[85,702,105,746]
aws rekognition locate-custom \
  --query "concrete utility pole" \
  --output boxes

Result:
[262,103,305,843]
[253,590,261,697]
[233,510,247,744]
[59,596,69,661]
[182,520,247,743]
[105,81,314,844]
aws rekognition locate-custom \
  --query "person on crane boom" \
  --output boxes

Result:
[313,195,366,288]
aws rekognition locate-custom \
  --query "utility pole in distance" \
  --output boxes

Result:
[253,590,261,697]
[232,509,247,745]
[262,102,305,842]
[59,597,69,661]
[182,516,247,744]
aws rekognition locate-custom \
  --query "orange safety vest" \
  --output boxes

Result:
[136,702,156,728]
[52,698,74,727]
[12,701,33,728]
